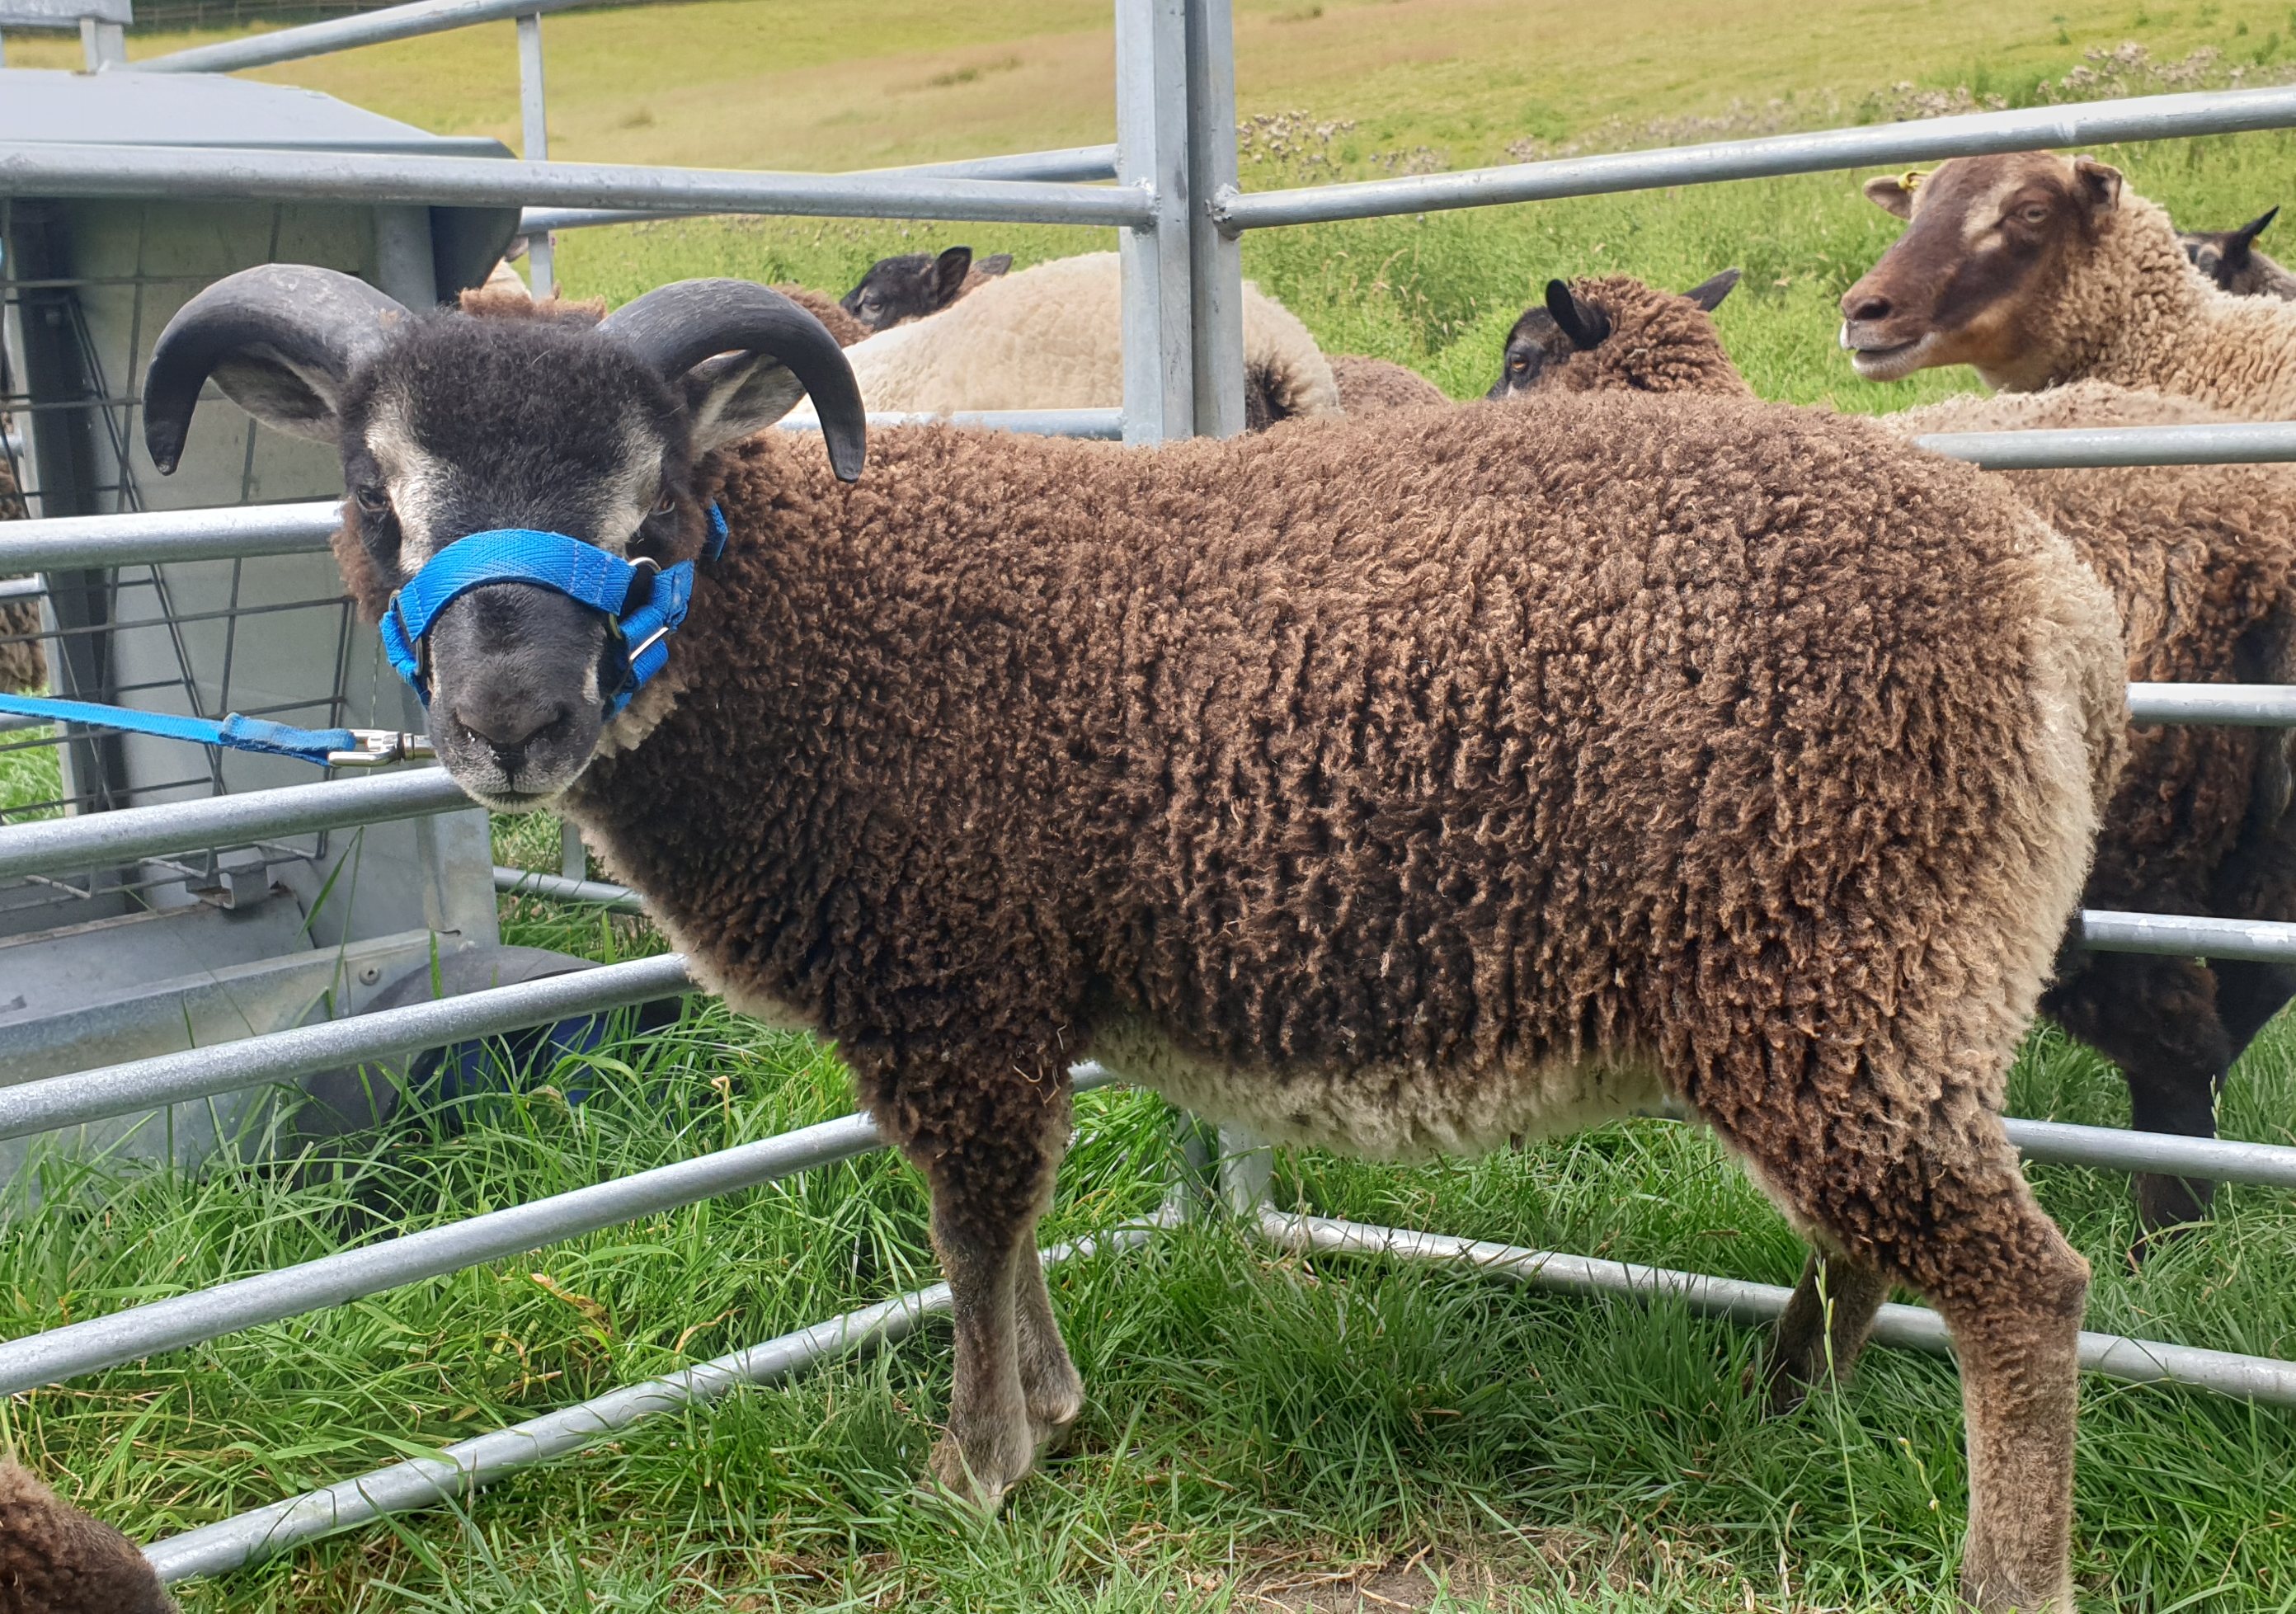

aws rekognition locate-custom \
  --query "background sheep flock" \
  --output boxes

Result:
[4,5,2296,1613]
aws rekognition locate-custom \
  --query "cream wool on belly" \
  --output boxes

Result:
[1094,1018,1665,1160]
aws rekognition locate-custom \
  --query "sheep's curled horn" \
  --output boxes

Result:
[599,278,868,482]
[142,265,410,474]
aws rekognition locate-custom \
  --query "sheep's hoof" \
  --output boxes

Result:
[1740,1352,1815,1419]
[925,1432,1029,1513]
[1030,1403,1083,1461]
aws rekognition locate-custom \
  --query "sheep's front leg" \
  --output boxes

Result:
[928,1199,1038,1509]
[893,1055,1075,1511]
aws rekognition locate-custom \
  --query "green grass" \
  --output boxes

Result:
[5,3,2296,1611]
[0,727,61,822]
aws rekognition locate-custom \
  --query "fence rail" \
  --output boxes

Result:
[0,141,1152,228]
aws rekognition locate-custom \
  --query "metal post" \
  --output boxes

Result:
[515,11,556,296]
[1183,0,1246,438]
[78,16,125,69]
[1113,0,1193,444]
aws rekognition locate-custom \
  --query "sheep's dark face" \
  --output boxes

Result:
[140,271,868,812]
[2179,207,2280,294]
[839,245,1009,332]
[1839,152,2121,384]
[1489,271,1738,398]
[336,319,694,807]
[1486,305,1574,398]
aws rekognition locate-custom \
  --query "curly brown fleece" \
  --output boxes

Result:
[1503,270,2296,1230]
[0,1461,175,1614]
[1326,355,1448,414]
[543,396,2113,1253]
[1517,275,1753,397]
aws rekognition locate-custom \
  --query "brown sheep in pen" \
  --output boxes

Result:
[141,266,2129,1612]
[1499,269,2296,1240]
[1841,153,2296,416]
[0,1460,176,1614]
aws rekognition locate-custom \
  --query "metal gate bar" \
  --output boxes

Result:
[1251,1212,2296,1405]
[0,1062,1122,1395]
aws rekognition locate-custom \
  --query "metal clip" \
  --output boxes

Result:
[326,729,435,767]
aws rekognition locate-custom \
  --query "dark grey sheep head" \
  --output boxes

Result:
[2178,207,2292,297]
[839,245,1009,331]
[139,269,866,811]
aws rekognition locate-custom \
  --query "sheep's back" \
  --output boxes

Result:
[614,394,2118,1107]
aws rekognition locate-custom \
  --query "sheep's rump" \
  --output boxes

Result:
[813,252,1341,418]
[607,393,2121,1146]
[1896,382,2296,913]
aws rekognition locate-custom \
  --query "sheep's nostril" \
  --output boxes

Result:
[1843,294,1893,323]
[452,694,572,754]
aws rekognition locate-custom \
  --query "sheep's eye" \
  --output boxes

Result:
[1509,355,1528,372]
[652,491,676,516]
[353,483,389,515]
[2016,204,2049,225]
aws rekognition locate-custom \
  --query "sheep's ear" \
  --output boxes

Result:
[1544,280,1611,351]
[1862,174,1915,219]
[602,280,866,477]
[682,353,814,451]
[932,247,974,304]
[2232,206,2280,258]
[975,252,1014,278]
[2073,158,2122,212]
[1682,268,1740,312]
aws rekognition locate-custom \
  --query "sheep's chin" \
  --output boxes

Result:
[1845,331,1941,382]
[595,669,688,760]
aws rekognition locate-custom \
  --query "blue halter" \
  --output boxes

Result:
[380,504,728,718]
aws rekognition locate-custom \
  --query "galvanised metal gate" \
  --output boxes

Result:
[0,0,2294,1584]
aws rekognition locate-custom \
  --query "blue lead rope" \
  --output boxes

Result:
[0,502,727,768]
[0,690,428,768]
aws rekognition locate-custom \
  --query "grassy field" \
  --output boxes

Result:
[4,2,2296,1611]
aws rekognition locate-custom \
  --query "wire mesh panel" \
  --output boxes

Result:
[0,190,499,1153]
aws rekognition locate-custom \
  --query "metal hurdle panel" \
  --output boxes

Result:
[0,0,2293,1584]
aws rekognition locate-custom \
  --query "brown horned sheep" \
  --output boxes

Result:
[1840,153,2296,416]
[144,266,2129,1612]
[0,1460,176,1614]
[2178,207,2296,299]
[1500,268,2296,1238]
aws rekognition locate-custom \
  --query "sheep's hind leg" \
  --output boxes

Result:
[1757,1248,1892,1415]
[2052,953,2229,1240]
[1724,1100,2086,1612]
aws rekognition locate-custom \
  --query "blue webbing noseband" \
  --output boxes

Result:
[0,505,727,769]
[380,503,728,718]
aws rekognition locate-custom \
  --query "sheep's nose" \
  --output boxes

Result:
[452,689,570,755]
[1842,289,1893,322]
